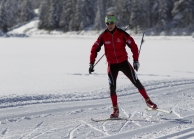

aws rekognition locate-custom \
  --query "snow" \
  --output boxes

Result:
[0,21,194,139]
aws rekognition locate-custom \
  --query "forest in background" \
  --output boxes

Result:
[0,0,194,35]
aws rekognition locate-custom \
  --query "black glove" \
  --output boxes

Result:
[89,64,94,74]
[133,61,140,71]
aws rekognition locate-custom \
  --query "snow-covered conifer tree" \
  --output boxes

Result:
[172,0,194,28]
[113,0,132,27]
[38,0,49,29]
[47,0,62,30]
[20,0,35,23]
[157,0,173,30]
[94,0,105,30]
[5,0,19,29]
[68,0,95,31]
[59,0,73,32]
[0,0,7,32]
[130,0,142,33]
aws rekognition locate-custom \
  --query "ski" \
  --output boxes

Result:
[91,117,129,122]
[146,108,172,114]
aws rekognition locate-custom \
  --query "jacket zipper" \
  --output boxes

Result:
[111,34,118,63]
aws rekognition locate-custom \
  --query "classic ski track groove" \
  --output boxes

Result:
[101,113,194,139]
[29,123,68,139]
[80,120,110,136]
[0,79,194,109]
[1,128,8,137]
[0,79,194,138]
[0,81,193,122]
[157,126,194,139]
[68,124,83,139]
[19,121,44,139]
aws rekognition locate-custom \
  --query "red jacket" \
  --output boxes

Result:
[90,27,139,64]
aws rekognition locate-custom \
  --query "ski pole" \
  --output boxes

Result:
[93,24,131,67]
[124,24,131,31]
[93,54,105,67]
[138,31,145,57]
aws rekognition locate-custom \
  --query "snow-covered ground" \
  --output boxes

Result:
[0,21,194,138]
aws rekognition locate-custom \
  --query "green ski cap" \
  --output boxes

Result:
[105,15,116,23]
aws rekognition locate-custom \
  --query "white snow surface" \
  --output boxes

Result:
[0,22,194,139]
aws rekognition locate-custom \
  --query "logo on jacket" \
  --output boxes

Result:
[95,42,99,45]
[127,39,131,44]
[116,38,121,42]
[105,41,111,44]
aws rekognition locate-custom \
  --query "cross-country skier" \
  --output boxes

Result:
[89,14,157,118]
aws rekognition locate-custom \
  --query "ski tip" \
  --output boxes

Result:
[91,118,99,122]
[91,118,97,121]
[146,107,172,114]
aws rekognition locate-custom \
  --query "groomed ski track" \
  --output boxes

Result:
[0,79,194,139]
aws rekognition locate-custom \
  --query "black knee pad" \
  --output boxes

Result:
[109,85,116,96]
[135,79,144,89]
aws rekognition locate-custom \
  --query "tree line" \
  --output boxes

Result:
[0,0,38,32]
[0,0,194,35]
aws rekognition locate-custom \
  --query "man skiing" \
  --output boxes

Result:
[89,14,157,118]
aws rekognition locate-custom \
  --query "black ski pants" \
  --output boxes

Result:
[108,60,144,96]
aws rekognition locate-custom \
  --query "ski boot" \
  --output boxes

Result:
[110,106,119,118]
[146,98,157,109]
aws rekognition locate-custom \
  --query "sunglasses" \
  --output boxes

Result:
[106,22,115,25]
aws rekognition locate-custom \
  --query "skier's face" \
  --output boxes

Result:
[106,22,116,31]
